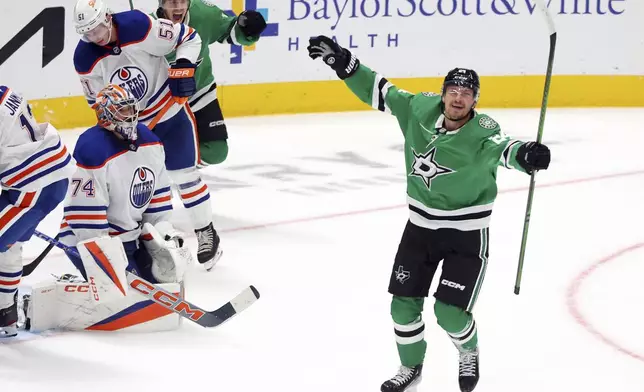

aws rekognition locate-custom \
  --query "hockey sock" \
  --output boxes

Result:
[391,295,427,367]
[0,244,22,310]
[199,140,229,165]
[434,299,478,351]
[169,170,213,230]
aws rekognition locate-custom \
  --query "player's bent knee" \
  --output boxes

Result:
[434,299,471,333]
[200,140,228,165]
[391,295,424,325]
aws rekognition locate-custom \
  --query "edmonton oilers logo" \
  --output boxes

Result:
[130,167,155,208]
[110,66,149,102]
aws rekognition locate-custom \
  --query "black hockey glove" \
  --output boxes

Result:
[168,58,197,97]
[516,142,551,174]
[307,35,360,80]
[237,10,267,38]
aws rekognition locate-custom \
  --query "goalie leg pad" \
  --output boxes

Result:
[78,236,129,304]
[25,276,181,332]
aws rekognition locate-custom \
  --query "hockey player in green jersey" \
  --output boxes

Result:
[154,0,266,166]
[307,36,551,392]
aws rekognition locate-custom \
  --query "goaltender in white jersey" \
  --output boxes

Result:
[73,0,222,272]
[18,85,194,334]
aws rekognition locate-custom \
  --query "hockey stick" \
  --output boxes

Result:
[514,1,557,295]
[31,230,260,328]
[22,235,58,277]
[147,97,187,130]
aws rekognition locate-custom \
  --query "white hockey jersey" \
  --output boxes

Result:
[73,10,201,125]
[59,124,173,244]
[0,86,74,191]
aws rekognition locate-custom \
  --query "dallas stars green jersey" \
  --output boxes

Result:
[345,65,528,230]
[152,0,259,92]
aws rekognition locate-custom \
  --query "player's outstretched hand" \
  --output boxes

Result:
[517,142,551,174]
[238,10,266,38]
[307,35,359,80]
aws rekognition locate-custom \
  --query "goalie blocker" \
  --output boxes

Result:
[21,223,192,333]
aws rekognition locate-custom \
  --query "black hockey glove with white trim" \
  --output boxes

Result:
[516,142,551,174]
[307,35,359,80]
[237,10,266,39]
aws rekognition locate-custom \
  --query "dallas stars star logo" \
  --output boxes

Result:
[395,265,410,284]
[409,147,454,189]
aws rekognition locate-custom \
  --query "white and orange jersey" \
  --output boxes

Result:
[0,86,74,192]
[59,123,173,244]
[73,10,200,125]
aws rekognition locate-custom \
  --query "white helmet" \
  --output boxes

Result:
[73,0,110,34]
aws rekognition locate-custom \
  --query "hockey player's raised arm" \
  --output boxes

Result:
[306,36,413,118]
[62,156,110,242]
[481,126,551,175]
[208,6,267,46]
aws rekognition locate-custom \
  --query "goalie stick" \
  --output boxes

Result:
[31,230,260,328]
[514,0,557,295]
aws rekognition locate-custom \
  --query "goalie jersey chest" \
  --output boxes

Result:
[70,124,167,236]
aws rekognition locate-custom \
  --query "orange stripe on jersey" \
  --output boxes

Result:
[5,146,68,186]
[64,214,108,221]
[140,92,172,117]
[0,192,36,228]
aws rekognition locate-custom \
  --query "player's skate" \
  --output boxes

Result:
[0,293,19,338]
[195,223,222,271]
[458,347,480,392]
[381,364,422,392]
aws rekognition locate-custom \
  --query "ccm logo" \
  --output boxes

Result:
[130,278,205,321]
[441,279,466,291]
[64,285,89,293]
[89,277,100,301]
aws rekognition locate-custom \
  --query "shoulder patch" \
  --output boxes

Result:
[422,92,440,97]
[478,116,498,130]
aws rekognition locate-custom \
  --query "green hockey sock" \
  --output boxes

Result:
[199,140,229,165]
[434,300,478,351]
[390,296,427,367]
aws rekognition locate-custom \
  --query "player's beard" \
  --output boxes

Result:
[444,105,472,122]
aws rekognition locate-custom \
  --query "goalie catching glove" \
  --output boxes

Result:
[141,222,194,284]
[307,36,360,80]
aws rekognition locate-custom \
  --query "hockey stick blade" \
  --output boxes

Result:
[128,274,260,328]
[32,230,260,328]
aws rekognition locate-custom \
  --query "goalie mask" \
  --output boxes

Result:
[93,84,140,144]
